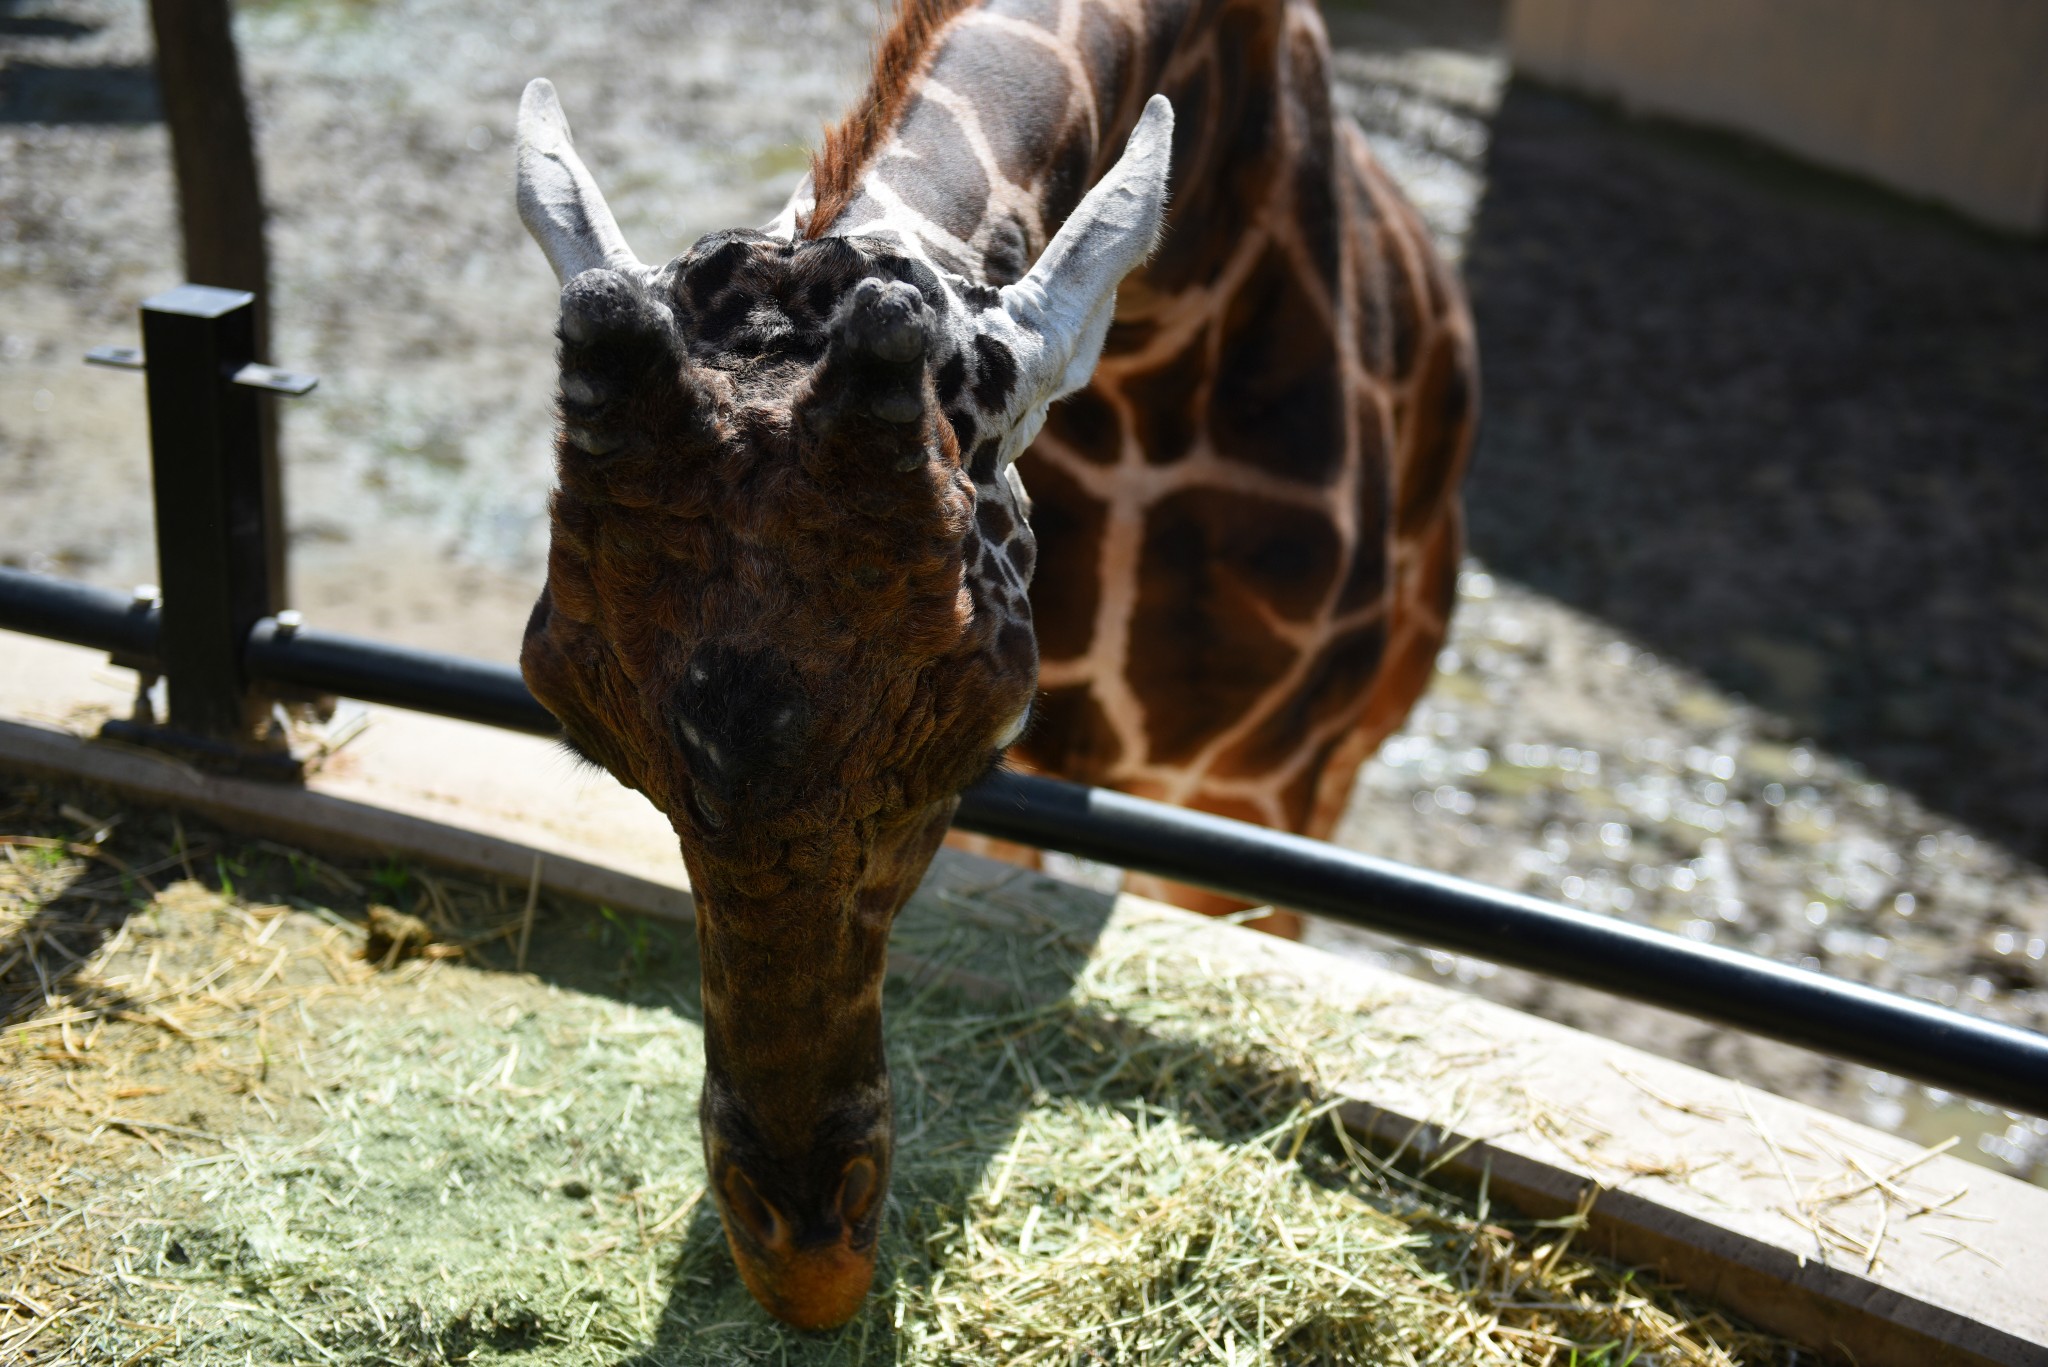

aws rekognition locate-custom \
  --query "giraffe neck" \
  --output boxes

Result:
[767,0,1480,843]
[792,0,1220,283]
[765,0,1481,845]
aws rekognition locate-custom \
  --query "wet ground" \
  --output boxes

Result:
[1,0,2044,1185]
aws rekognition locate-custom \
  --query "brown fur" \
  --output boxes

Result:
[803,0,977,238]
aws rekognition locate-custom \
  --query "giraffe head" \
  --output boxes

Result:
[513,80,1171,1328]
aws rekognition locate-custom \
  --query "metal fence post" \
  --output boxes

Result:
[77,284,315,772]
[82,286,319,772]
[139,284,274,748]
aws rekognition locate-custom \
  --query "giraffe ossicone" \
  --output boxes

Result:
[514,0,1474,1331]
[515,78,653,288]
[517,78,1173,474]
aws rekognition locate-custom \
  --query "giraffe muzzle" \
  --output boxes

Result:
[715,1156,884,1330]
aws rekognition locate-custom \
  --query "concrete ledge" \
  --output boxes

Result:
[5,630,2046,1363]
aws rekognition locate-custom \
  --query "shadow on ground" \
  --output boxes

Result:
[1462,81,2048,863]
[0,0,153,124]
[0,0,95,41]
[0,0,156,124]
[0,61,158,123]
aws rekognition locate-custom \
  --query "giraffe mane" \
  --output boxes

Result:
[802,0,976,239]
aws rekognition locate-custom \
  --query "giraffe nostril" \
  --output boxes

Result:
[837,1156,879,1226]
[693,788,726,830]
[721,1166,784,1248]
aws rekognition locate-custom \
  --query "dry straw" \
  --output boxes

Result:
[1,778,1803,1364]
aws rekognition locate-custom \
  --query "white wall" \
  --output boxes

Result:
[1509,0,2048,234]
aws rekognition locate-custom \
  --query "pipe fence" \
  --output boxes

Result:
[3,284,2044,1117]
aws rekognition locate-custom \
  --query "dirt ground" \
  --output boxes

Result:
[0,0,2043,1187]
[0,776,1810,1364]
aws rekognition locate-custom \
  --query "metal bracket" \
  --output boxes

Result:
[85,344,145,370]
[85,347,320,396]
[230,362,319,396]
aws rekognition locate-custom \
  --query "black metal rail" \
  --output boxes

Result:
[245,616,556,735]
[0,571,160,662]
[3,561,2046,1117]
[4,285,2045,1119]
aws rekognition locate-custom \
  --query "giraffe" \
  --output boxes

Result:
[513,0,1476,1330]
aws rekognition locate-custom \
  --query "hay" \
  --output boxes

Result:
[0,776,1802,1364]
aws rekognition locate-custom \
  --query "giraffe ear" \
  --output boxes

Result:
[516,78,652,287]
[997,94,1174,404]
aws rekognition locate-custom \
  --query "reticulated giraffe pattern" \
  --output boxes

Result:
[795,0,1479,861]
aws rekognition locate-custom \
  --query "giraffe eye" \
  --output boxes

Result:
[995,703,1032,750]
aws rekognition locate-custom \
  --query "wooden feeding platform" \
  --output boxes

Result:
[3,629,2045,1365]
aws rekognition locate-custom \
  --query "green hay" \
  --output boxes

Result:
[1,777,1796,1364]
